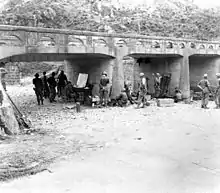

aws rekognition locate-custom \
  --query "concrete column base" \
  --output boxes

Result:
[111,48,127,99]
[179,53,190,100]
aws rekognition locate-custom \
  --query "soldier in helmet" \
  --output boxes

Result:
[152,72,162,98]
[47,72,57,103]
[33,73,44,105]
[215,73,220,109]
[197,74,211,109]
[137,72,147,108]
[99,71,110,107]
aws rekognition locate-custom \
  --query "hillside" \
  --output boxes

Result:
[0,0,219,40]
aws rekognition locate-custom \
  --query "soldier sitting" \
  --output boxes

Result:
[116,89,128,107]
[174,87,182,103]
[64,81,77,102]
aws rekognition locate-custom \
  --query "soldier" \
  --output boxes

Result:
[0,68,8,91]
[215,73,220,109]
[137,72,147,108]
[116,89,128,107]
[57,70,68,98]
[197,74,211,109]
[42,71,50,99]
[152,72,161,98]
[47,72,57,103]
[124,81,134,105]
[64,81,77,102]
[99,71,110,107]
[33,73,44,105]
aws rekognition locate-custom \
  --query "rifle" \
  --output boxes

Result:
[6,92,31,129]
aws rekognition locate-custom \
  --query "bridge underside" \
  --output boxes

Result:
[0,53,114,64]
[189,55,220,91]
[125,53,183,95]
[129,53,182,59]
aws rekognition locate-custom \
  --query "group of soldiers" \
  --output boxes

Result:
[115,72,164,108]
[33,70,76,105]
[197,73,220,109]
[32,69,170,108]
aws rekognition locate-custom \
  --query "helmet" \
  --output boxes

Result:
[35,73,39,77]
[102,71,107,76]
[139,72,144,77]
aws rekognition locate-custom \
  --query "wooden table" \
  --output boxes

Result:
[73,87,92,104]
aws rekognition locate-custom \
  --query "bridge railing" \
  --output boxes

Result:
[0,25,219,56]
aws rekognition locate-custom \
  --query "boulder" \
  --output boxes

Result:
[0,80,19,135]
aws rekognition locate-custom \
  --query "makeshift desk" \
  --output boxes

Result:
[73,87,91,104]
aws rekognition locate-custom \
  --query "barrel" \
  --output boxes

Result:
[76,102,81,113]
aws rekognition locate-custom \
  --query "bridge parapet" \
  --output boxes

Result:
[0,25,219,61]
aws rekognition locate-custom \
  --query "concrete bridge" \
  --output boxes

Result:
[0,25,220,99]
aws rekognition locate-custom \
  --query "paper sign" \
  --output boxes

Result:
[77,73,88,88]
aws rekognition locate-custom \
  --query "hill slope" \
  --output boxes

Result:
[0,0,219,40]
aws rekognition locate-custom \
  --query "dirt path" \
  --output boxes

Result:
[1,85,220,192]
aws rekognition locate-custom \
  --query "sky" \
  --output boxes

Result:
[122,0,220,8]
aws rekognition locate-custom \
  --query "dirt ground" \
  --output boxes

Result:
[1,85,220,193]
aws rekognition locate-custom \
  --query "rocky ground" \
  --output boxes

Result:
[0,85,220,192]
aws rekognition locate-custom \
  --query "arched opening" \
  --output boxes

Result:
[126,53,182,97]
[189,54,220,95]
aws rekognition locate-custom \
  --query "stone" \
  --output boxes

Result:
[156,98,174,107]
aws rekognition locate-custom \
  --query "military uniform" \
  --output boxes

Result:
[99,72,110,106]
[215,74,220,108]
[198,76,210,108]
[57,71,67,98]
[64,82,77,102]
[137,73,147,108]
[116,91,128,107]
[153,73,161,98]
[42,74,50,98]
[33,74,44,105]
[47,73,57,103]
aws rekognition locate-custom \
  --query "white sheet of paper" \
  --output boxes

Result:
[77,73,88,88]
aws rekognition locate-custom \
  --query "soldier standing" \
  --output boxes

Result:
[215,73,220,109]
[152,72,161,98]
[99,71,110,107]
[47,72,57,103]
[57,70,68,98]
[197,74,211,109]
[137,72,147,108]
[33,73,44,105]
[42,71,50,99]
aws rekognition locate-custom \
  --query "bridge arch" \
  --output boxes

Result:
[166,41,174,49]
[199,44,206,49]
[190,42,196,49]
[38,36,56,47]
[68,38,85,47]
[179,42,185,49]
[208,44,214,49]
[151,41,160,48]
[93,38,107,47]
[115,39,127,47]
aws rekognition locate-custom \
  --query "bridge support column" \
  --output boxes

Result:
[111,48,127,99]
[64,60,79,85]
[167,58,182,96]
[179,53,190,101]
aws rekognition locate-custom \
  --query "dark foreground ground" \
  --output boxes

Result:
[0,85,220,193]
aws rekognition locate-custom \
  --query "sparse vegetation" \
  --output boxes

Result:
[0,0,220,40]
